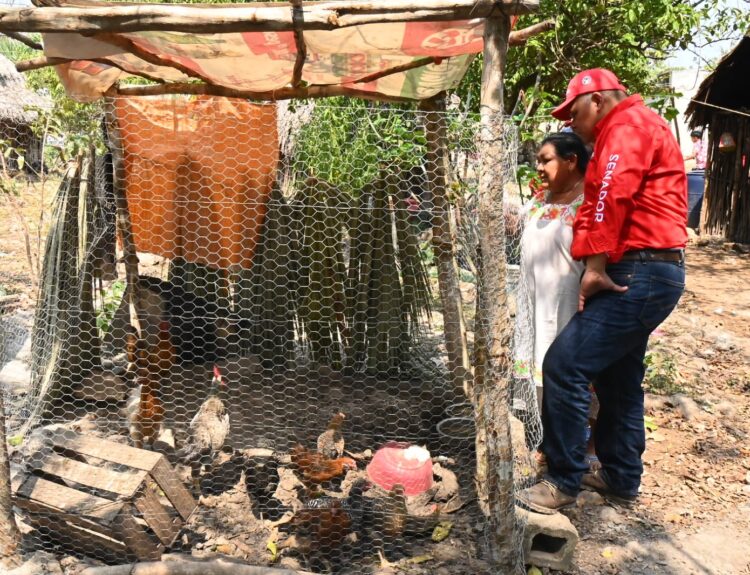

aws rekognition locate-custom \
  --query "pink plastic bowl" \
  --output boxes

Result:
[366,444,433,496]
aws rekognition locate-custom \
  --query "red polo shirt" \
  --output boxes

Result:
[571,95,688,262]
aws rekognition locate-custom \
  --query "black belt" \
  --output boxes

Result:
[619,249,684,263]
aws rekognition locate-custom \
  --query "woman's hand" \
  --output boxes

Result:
[578,254,627,311]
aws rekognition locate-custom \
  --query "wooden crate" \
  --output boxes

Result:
[12,429,197,562]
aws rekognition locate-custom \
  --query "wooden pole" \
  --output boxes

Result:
[0,0,538,34]
[420,94,470,393]
[15,55,166,84]
[291,0,307,88]
[115,81,415,104]
[1,30,42,50]
[103,98,142,338]
[474,9,515,571]
[0,390,21,568]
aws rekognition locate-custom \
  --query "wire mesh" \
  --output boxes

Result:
[0,94,537,574]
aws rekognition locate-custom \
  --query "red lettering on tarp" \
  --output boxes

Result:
[401,20,484,56]
[241,31,297,60]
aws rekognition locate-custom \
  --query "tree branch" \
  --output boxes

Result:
[508,18,554,46]
[1,31,42,50]
[115,81,416,104]
[290,0,307,88]
[15,54,167,83]
[0,0,539,35]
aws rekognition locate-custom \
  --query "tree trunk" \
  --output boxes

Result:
[420,95,470,393]
[0,391,22,567]
[474,11,516,572]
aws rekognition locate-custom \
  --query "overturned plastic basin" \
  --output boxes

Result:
[367,444,433,496]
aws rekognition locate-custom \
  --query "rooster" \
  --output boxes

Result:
[363,484,408,568]
[177,365,229,494]
[290,445,357,486]
[316,412,346,459]
[124,322,172,449]
[281,479,371,570]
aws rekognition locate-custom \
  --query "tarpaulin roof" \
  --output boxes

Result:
[41,1,493,102]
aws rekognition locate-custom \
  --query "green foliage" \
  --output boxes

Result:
[643,349,684,395]
[454,0,748,123]
[0,37,103,166]
[292,100,426,197]
[96,280,125,336]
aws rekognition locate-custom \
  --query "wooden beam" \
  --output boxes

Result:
[290,0,307,88]
[0,389,21,568]
[508,18,554,46]
[15,54,68,71]
[115,81,415,104]
[0,0,539,34]
[354,55,438,84]
[474,9,516,573]
[1,30,42,50]
[15,54,167,83]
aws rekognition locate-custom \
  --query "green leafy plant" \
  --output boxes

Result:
[96,280,125,336]
[643,349,684,395]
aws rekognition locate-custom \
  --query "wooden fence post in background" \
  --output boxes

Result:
[0,390,22,568]
[420,95,471,393]
[474,9,516,571]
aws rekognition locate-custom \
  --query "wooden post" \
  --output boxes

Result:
[474,10,515,571]
[0,391,21,568]
[420,95,470,393]
[104,98,142,338]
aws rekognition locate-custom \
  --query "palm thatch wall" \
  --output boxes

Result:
[686,34,750,242]
[0,54,50,173]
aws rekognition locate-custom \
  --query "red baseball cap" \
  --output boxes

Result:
[551,68,627,121]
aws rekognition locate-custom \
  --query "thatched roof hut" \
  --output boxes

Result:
[0,53,51,172]
[685,33,750,243]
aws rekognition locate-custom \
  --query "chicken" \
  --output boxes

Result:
[244,456,288,521]
[362,484,408,568]
[177,365,229,494]
[124,322,173,449]
[290,445,357,486]
[281,479,371,570]
[316,412,346,459]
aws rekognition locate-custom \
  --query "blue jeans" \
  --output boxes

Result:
[541,257,685,497]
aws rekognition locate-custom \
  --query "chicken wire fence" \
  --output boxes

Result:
[0,95,542,574]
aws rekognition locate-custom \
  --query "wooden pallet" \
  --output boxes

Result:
[12,429,196,562]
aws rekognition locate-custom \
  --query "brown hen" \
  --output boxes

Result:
[290,445,357,485]
[316,412,346,459]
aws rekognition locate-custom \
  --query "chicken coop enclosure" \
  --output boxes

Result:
[0,2,543,574]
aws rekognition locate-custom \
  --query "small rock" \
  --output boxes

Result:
[713,307,724,314]
[670,394,703,421]
[697,348,716,358]
[599,506,625,524]
[745,471,750,485]
[625,540,648,557]
[716,400,736,417]
[6,551,63,575]
[577,490,605,507]
[713,332,735,351]
[644,394,668,413]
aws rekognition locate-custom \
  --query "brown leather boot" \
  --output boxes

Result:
[516,480,577,514]
[581,469,637,506]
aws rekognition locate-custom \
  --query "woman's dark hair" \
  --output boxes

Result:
[541,132,590,174]
[690,129,703,138]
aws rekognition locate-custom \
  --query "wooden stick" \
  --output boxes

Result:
[115,81,415,104]
[291,0,307,88]
[80,559,313,575]
[1,30,42,50]
[508,18,554,46]
[103,98,142,339]
[420,94,470,393]
[354,55,438,84]
[0,0,539,34]
[474,9,516,572]
[0,387,21,568]
[15,54,168,83]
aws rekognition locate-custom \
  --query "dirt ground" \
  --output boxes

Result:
[564,239,750,575]
[2,180,750,574]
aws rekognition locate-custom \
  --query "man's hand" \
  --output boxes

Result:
[579,253,628,311]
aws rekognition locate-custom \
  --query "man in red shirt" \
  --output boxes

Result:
[518,69,686,513]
